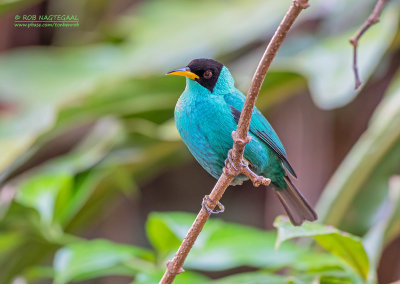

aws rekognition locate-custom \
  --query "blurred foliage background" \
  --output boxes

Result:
[0,0,399,283]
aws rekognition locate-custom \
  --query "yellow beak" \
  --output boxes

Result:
[166,67,199,80]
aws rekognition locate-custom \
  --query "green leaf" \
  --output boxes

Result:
[133,270,209,284]
[186,222,303,271]
[0,232,24,258]
[16,172,73,226]
[213,271,288,284]
[146,212,186,257]
[290,250,348,273]
[274,216,369,280]
[8,118,122,228]
[147,212,308,271]
[317,271,360,284]
[23,265,54,282]
[56,170,106,226]
[53,239,155,284]
[213,270,358,284]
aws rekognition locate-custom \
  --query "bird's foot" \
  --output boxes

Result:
[225,149,247,175]
[241,164,271,187]
[226,149,239,172]
[225,150,270,187]
[225,149,249,170]
[202,195,225,214]
[225,131,252,175]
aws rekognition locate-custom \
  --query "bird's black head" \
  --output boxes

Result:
[167,58,224,93]
[187,59,223,92]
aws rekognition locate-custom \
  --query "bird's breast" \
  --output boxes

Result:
[174,92,235,156]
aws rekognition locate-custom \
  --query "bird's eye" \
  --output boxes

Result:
[203,70,212,79]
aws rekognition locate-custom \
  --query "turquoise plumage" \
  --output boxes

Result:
[168,58,316,225]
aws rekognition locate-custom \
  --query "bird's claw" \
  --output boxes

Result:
[241,163,271,187]
[225,149,249,172]
[226,149,239,172]
[225,150,270,187]
[240,159,249,168]
[252,176,271,187]
[202,195,225,214]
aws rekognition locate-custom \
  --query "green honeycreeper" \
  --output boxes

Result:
[167,58,317,226]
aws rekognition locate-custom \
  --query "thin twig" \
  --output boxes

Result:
[159,1,309,283]
[350,0,390,89]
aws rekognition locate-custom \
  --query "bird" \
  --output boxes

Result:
[167,58,317,226]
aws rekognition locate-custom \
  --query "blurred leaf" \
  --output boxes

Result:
[56,76,180,127]
[274,216,369,281]
[214,270,357,284]
[56,170,105,226]
[186,223,302,271]
[53,239,155,284]
[0,117,126,283]
[383,176,400,245]
[23,265,54,282]
[317,68,400,228]
[317,271,360,284]
[0,232,23,257]
[277,7,399,109]
[231,68,307,111]
[213,271,288,284]
[318,65,400,235]
[0,237,58,284]
[339,144,400,236]
[118,0,291,71]
[133,270,209,284]
[11,118,123,231]
[0,0,314,172]
[146,212,184,258]
[16,172,72,227]
[147,212,309,271]
[228,1,399,110]
[363,176,400,282]
[42,117,123,174]
[0,104,56,174]
[290,251,347,274]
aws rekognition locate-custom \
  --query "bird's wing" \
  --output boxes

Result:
[224,91,297,178]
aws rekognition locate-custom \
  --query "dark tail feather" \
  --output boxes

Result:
[274,176,317,226]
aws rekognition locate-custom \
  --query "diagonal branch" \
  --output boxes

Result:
[350,0,390,89]
[160,1,309,283]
